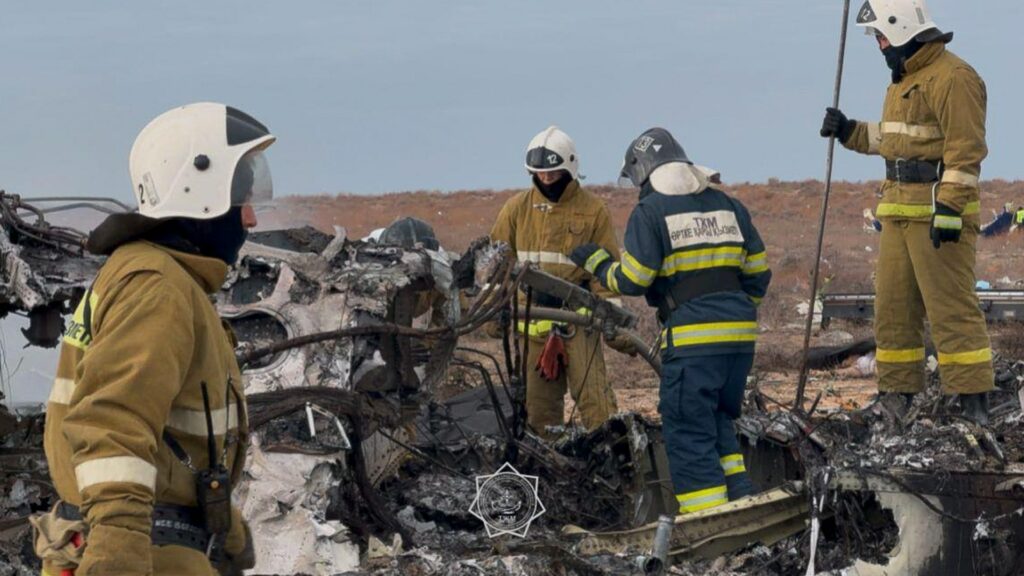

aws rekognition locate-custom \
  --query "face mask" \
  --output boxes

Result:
[146,207,248,266]
[881,39,925,83]
[533,171,573,203]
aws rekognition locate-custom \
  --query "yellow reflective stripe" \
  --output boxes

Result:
[876,204,931,218]
[517,319,556,338]
[670,321,758,347]
[876,201,981,218]
[661,246,745,276]
[875,347,926,363]
[677,485,728,513]
[516,250,574,266]
[742,251,768,275]
[166,403,240,436]
[622,252,656,287]
[933,214,962,230]
[660,329,668,350]
[880,122,943,139]
[750,296,763,306]
[720,454,747,476]
[866,122,882,154]
[942,169,980,188]
[75,456,157,492]
[938,347,992,366]
[63,289,100,350]
[584,248,611,274]
[606,263,621,294]
[48,377,75,405]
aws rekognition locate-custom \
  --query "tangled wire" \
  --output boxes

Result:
[0,191,90,254]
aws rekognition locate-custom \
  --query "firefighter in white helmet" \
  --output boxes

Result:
[820,0,993,424]
[489,126,630,438]
[37,103,273,575]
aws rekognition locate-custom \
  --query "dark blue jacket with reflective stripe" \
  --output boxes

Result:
[590,181,771,359]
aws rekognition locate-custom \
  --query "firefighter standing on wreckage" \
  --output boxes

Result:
[570,128,770,514]
[490,126,634,439]
[820,0,993,424]
[35,103,273,575]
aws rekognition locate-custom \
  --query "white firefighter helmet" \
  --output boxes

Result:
[525,126,579,180]
[855,0,946,47]
[129,102,276,220]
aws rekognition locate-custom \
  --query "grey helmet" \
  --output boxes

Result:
[618,127,691,188]
[380,217,440,251]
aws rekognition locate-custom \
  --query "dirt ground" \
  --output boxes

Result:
[265,179,1024,423]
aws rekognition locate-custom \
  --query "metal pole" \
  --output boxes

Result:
[795,0,852,412]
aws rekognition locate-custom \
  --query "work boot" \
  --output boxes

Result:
[877,392,914,418]
[872,392,915,430]
[726,472,756,501]
[959,393,990,426]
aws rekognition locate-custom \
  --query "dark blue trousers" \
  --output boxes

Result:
[659,353,755,512]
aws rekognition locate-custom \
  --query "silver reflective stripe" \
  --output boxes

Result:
[517,251,574,266]
[941,169,980,188]
[606,298,623,307]
[680,327,757,336]
[49,377,76,405]
[880,122,943,139]
[721,456,745,475]
[166,403,240,436]
[75,456,157,491]
[677,486,728,508]
[621,255,655,284]
[866,122,882,154]
[661,249,744,273]
[742,252,767,274]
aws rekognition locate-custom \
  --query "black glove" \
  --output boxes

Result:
[569,242,611,274]
[930,203,963,249]
[820,107,856,143]
[451,250,476,289]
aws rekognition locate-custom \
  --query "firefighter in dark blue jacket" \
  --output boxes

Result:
[570,128,771,514]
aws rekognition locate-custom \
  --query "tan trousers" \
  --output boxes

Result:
[874,220,994,394]
[525,328,618,437]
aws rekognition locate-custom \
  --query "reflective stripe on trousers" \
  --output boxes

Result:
[677,485,728,514]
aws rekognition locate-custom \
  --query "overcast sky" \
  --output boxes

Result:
[2,0,1022,201]
[2,1,1022,405]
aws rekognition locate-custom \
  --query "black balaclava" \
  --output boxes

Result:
[882,38,926,83]
[533,170,574,203]
[144,206,248,266]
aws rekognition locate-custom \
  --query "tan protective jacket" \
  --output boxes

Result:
[490,181,621,312]
[844,42,987,221]
[44,241,248,575]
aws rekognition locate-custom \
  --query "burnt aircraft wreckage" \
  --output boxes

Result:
[1,191,1024,575]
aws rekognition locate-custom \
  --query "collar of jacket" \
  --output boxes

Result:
[648,162,710,196]
[904,41,945,75]
[140,240,228,294]
[530,178,580,206]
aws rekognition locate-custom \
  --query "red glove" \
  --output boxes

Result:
[536,332,567,381]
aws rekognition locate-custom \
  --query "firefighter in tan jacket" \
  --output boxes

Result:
[821,0,993,424]
[490,126,630,438]
[37,103,275,575]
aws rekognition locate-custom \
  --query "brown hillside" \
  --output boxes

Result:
[261,180,1024,415]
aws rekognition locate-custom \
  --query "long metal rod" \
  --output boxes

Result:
[795,0,852,412]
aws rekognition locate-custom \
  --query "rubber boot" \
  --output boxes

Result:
[960,393,989,426]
